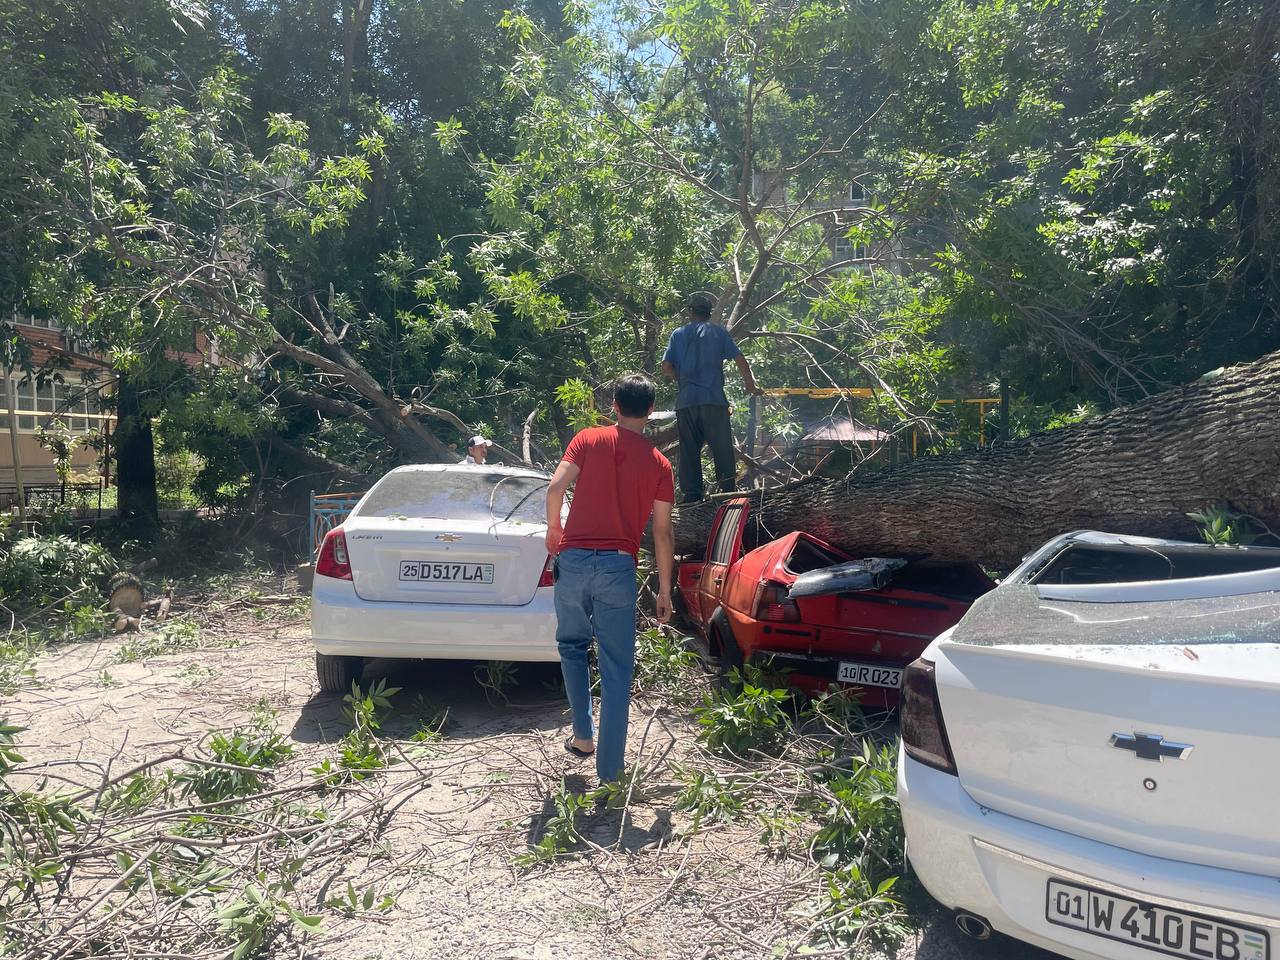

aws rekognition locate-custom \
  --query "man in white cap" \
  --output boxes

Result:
[462,435,493,465]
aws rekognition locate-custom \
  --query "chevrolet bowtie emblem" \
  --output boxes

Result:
[435,533,463,543]
[1109,732,1193,762]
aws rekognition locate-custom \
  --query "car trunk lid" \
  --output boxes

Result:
[788,556,993,643]
[935,581,1280,876]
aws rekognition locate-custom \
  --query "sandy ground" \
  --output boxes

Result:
[3,602,1058,960]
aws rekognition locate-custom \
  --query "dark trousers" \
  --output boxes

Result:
[676,404,736,502]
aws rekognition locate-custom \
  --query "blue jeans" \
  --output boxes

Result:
[553,548,637,783]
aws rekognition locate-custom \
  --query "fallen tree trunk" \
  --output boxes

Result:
[674,348,1280,570]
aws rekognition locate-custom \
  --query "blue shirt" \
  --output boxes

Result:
[663,320,741,409]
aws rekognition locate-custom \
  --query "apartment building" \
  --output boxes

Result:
[750,172,905,275]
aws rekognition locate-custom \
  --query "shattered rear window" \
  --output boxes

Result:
[356,470,550,524]
[950,586,1280,647]
[1028,543,1280,585]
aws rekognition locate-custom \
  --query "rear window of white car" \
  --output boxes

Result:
[356,471,549,524]
[951,585,1280,646]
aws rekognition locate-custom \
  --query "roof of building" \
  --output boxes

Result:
[798,416,886,445]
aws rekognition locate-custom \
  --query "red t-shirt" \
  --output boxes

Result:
[559,425,675,559]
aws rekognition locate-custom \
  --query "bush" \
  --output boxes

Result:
[156,448,205,509]
[0,535,116,611]
[692,664,798,758]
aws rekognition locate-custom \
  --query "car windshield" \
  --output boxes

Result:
[356,470,549,525]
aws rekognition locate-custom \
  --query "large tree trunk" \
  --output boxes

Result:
[674,348,1280,570]
[114,371,159,526]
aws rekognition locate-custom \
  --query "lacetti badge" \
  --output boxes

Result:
[435,533,463,543]
[1109,732,1193,762]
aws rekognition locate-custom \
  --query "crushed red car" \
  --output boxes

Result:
[676,498,994,704]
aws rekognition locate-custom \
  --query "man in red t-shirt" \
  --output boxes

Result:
[545,374,675,783]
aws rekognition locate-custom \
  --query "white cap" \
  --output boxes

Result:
[469,435,493,447]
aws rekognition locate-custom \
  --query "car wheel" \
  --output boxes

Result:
[711,618,744,686]
[315,652,364,693]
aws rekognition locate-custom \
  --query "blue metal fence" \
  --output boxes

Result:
[308,490,366,555]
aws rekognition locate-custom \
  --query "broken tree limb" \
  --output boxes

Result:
[674,348,1280,570]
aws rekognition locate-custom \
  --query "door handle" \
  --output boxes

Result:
[691,571,701,581]
[713,577,723,587]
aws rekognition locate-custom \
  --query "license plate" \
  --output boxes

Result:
[1047,879,1269,960]
[836,661,902,688]
[398,561,494,584]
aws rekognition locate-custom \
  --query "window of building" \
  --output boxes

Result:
[11,310,62,332]
[848,181,866,204]
[0,376,101,433]
[834,237,869,268]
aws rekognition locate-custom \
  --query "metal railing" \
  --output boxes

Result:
[0,481,104,514]
[308,490,367,556]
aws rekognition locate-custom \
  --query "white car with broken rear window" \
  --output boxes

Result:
[898,531,1280,960]
[310,464,559,692]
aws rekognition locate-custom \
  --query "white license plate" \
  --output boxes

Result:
[836,661,902,688]
[1047,879,1269,960]
[398,561,494,584]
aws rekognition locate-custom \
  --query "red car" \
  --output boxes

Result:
[676,498,994,704]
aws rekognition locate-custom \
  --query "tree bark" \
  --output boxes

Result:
[674,348,1280,570]
[114,370,159,526]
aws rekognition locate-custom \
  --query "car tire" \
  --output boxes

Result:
[711,616,744,686]
[315,652,364,693]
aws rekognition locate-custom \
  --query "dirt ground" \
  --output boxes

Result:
[4,590,1056,960]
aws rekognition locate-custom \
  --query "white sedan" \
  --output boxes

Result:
[899,531,1280,960]
[311,464,560,692]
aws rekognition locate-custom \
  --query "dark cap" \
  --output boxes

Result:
[687,291,715,318]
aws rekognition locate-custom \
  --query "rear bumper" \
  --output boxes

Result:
[898,749,1280,960]
[311,574,559,661]
[751,647,907,704]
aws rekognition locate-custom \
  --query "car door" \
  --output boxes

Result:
[697,499,750,625]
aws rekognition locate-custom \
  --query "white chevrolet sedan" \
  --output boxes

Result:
[311,464,559,692]
[899,531,1280,960]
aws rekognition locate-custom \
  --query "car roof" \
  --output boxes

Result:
[385,463,551,481]
[1007,529,1280,582]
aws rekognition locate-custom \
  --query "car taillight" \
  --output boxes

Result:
[901,658,957,775]
[538,555,554,588]
[315,528,353,581]
[753,581,800,623]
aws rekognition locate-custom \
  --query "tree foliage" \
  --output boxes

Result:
[0,0,1276,502]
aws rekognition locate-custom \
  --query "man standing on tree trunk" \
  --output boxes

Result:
[544,374,675,785]
[660,292,760,503]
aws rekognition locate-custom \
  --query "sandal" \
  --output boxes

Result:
[564,736,595,758]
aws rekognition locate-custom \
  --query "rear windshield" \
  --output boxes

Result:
[952,585,1280,646]
[1030,543,1280,585]
[356,471,549,524]
[784,538,846,575]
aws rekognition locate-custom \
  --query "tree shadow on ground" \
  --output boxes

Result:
[290,657,569,744]
[522,773,675,855]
